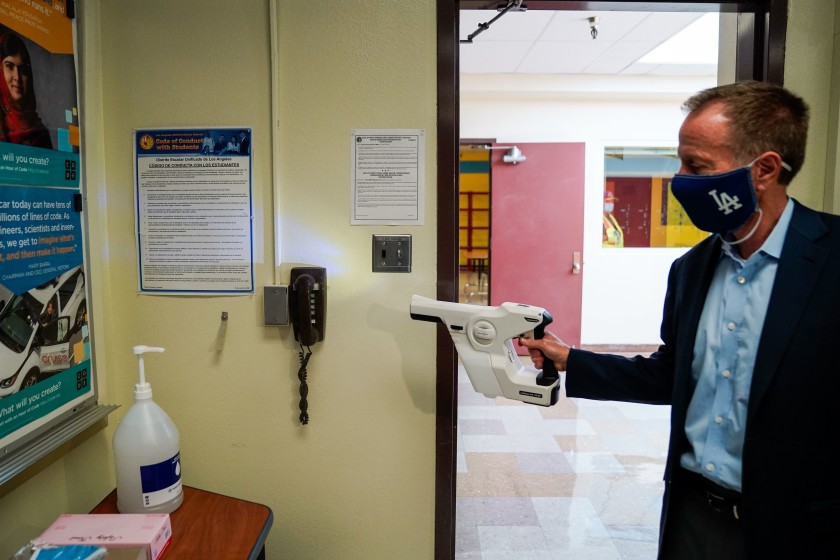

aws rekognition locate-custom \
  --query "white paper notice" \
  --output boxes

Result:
[351,129,424,225]
[134,128,254,294]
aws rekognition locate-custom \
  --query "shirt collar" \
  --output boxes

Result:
[721,197,793,262]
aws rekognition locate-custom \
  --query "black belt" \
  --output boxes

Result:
[677,468,742,521]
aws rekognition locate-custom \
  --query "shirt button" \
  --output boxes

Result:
[737,276,746,284]
[727,321,737,331]
[722,370,731,378]
[715,416,724,425]
[706,463,715,473]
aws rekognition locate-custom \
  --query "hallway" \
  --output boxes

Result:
[455,348,669,559]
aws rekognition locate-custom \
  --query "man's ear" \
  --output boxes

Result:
[754,151,786,187]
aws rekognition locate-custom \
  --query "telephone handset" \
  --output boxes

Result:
[290,267,327,346]
[289,267,327,425]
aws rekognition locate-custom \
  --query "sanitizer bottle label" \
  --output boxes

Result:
[140,452,182,507]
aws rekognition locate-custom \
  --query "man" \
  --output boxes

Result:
[521,81,840,559]
[238,129,250,155]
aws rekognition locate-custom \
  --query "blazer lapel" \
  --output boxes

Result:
[748,201,829,424]
[672,237,721,412]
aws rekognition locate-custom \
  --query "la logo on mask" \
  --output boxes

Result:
[672,157,791,237]
[709,189,743,215]
[670,165,758,234]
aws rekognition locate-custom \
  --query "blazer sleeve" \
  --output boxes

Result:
[564,260,681,405]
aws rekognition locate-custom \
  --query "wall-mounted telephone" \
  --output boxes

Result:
[288,266,326,426]
[289,266,327,346]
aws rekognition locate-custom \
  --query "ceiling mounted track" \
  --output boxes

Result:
[460,0,527,44]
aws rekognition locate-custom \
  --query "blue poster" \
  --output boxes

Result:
[0,1,91,450]
[0,184,82,293]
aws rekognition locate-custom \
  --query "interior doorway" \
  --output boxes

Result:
[459,143,492,305]
[487,142,585,348]
[436,2,788,559]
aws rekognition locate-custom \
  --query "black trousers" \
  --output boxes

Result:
[660,469,746,560]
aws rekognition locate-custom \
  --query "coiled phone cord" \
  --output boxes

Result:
[298,342,312,425]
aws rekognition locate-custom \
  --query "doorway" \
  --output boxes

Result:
[435,1,788,559]
[459,143,491,304]
[488,142,585,348]
[458,141,585,346]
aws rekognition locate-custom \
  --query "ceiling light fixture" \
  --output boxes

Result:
[479,144,527,164]
[503,146,527,164]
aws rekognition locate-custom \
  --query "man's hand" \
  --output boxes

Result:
[519,331,571,372]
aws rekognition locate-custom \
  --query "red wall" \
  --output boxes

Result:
[490,143,585,348]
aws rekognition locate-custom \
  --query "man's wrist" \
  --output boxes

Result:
[560,347,575,372]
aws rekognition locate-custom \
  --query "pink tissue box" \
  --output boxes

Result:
[38,513,172,560]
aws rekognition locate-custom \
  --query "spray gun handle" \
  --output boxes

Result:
[533,312,559,387]
[536,353,559,385]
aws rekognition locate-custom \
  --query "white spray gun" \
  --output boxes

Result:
[410,295,560,406]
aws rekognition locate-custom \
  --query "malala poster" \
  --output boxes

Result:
[0,1,91,452]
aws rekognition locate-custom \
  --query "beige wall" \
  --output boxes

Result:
[785,0,839,210]
[823,0,840,212]
[1,1,838,559]
[0,1,438,558]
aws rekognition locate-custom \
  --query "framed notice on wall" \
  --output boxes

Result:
[0,0,114,485]
[350,129,424,225]
[134,127,254,295]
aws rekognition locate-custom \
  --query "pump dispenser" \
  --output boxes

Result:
[113,345,183,513]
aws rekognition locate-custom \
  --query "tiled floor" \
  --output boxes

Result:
[456,350,670,560]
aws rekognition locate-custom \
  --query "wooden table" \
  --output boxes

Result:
[90,486,273,560]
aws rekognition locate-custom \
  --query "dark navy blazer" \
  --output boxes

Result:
[565,199,840,559]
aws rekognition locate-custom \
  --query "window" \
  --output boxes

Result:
[603,146,708,248]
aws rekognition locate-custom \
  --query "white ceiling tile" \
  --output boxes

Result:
[639,13,719,64]
[460,41,533,73]
[583,41,662,74]
[540,11,649,42]
[622,12,705,42]
[457,9,718,77]
[517,40,613,74]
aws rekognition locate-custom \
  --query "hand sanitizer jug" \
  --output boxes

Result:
[113,345,183,513]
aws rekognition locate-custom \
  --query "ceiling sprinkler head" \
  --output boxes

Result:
[588,16,600,39]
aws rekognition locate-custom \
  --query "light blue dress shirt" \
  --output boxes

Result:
[680,198,794,492]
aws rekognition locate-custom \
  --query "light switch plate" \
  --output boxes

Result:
[372,234,412,273]
[264,285,289,325]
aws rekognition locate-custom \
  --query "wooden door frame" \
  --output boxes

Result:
[434,1,787,558]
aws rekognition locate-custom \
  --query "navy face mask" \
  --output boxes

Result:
[670,164,758,234]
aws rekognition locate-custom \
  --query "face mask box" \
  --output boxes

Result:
[36,513,172,560]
